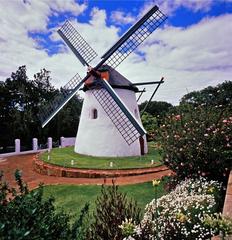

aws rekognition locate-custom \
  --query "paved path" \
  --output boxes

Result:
[0,154,172,190]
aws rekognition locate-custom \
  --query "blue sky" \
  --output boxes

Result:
[0,0,231,105]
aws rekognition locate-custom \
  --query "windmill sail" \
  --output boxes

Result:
[100,6,167,69]
[92,79,146,145]
[40,73,83,127]
[39,5,166,144]
[58,20,97,66]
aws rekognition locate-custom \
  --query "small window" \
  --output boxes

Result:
[92,108,98,119]
[134,109,138,118]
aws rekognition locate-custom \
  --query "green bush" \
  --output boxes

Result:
[157,104,232,180]
[0,170,74,240]
[141,112,158,141]
[86,183,141,240]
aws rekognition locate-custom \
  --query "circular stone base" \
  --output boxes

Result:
[34,155,168,178]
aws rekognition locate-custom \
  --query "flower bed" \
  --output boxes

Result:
[119,177,232,240]
[140,178,221,239]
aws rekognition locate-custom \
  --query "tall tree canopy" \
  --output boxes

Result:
[139,101,173,118]
[0,66,82,152]
[180,80,232,107]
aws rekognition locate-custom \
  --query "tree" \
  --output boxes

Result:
[0,66,83,152]
[139,101,173,118]
[141,112,158,141]
[180,80,232,107]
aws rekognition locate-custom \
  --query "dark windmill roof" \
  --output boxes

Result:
[83,65,138,92]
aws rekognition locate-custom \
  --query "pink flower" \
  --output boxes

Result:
[175,115,181,120]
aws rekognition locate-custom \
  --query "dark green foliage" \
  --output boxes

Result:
[71,203,90,240]
[139,101,173,142]
[86,183,141,240]
[141,112,158,141]
[139,101,173,118]
[0,170,73,239]
[0,66,82,152]
[180,80,232,107]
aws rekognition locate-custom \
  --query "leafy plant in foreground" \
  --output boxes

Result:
[0,170,72,240]
[86,182,141,240]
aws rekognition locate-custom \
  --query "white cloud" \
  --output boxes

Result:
[119,13,232,105]
[0,1,231,106]
[0,0,87,82]
[142,0,216,16]
[47,0,87,16]
[110,10,136,25]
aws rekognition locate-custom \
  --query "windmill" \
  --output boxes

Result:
[40,5,167,157]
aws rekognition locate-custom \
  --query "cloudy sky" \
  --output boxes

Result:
[0,0,231,105]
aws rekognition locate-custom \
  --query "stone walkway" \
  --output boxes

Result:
[0,153,172,190]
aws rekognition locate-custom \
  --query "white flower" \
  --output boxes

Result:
[139,177,221,239]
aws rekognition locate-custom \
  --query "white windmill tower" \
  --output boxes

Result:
[76,65,148,157]
[40,5,167,157]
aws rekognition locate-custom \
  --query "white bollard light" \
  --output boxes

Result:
[151,159,154,165]
[32,138,38,151]
[48,137,52,150]
[110,162,113,168]
[15,139,20,153]
[71,160,74,166]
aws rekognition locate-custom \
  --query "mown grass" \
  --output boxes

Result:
[40,142,162,169]
[43,179,168,220]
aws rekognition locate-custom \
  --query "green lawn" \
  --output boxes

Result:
[40,142,162,169]
[43,180,167,220]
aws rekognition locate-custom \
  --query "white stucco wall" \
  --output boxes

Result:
[75,88,148,157]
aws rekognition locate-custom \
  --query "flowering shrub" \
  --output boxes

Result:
[137,178,221,240]
[157,104,232,180]
[203,213,232,237]
[119,218,140,240]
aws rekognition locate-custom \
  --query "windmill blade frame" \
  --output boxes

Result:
[40,72,84,127]
[39,5,167,132]
[100,5,167,69]
[58,20,98,66]
[92,79,146,145]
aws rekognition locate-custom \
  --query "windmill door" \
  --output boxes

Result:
[139,136,145,155]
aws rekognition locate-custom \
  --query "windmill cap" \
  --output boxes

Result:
[83,65,139,92]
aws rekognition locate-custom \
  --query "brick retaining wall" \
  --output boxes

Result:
[33,155,169,178]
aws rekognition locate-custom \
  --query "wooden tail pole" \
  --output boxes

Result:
[137,88,146,102]
[140,77,164,117]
